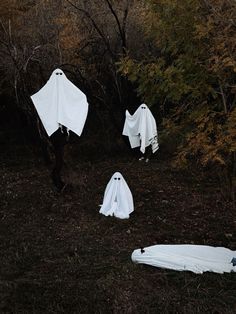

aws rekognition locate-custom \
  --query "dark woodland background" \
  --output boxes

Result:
[0,1,236,313]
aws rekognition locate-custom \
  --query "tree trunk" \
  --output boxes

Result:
[50,128,68,191]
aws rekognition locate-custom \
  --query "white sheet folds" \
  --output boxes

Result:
[99,172,134,219]
[131,244,236,274]
[123,104,159,153]
[31,69,88,137]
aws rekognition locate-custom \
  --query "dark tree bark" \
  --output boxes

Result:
[50,127,69,191]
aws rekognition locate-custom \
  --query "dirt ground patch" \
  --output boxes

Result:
[0,144,236,313]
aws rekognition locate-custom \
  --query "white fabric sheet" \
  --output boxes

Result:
[31,69,88,136]
[131,244,236,274]
[123,104,159,153]
[99,172,134,219]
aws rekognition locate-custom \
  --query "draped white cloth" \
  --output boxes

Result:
[31,69,88,137]
[131,244,236,274]
[99,172,134,219]
[123,104,159,154]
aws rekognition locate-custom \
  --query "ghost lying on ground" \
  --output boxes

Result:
[31,69,88,137]
[131,244,236,274]
[123,104,159,154]
[99,172,134,219]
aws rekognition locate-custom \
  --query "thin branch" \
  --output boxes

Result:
[65,0,115,58]
[219,81,228,114]
[104,0,124,38]
[23,45,41,71]
[104,0,129,53]
[122,0,130,38]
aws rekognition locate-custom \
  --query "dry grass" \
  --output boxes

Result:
[0,143,235,313]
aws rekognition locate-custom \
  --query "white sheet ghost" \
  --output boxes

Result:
[99,172,134,219]
[31,69,89,137]
[123,104,159,154]
[131,244,236,274]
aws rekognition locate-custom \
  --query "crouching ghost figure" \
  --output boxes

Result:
[99,172,134,219]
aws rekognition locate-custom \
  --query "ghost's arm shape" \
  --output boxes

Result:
[123,108,143,148]
[57,77,88,136]
[31,76,59,136]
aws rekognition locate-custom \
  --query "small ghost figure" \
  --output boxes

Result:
[99,172,134,219]
[31,68,89,137]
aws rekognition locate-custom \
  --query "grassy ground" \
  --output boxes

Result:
[0,143,235,313]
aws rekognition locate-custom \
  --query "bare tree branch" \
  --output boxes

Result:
[65,0,115,58]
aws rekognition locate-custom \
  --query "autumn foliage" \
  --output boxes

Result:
[0,0,235,198]
[119,0,236,199]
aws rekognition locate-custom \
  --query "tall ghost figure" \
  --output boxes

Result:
[99,172,134,219]
[31,69,89,137]
[123,104,159,154]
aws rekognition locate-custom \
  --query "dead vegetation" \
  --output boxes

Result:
[0,142,235,313]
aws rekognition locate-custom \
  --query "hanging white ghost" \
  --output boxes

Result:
[31,69,89,137]
[123,104,159,154]
[131,244,236,274]
[99,172,134,219]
